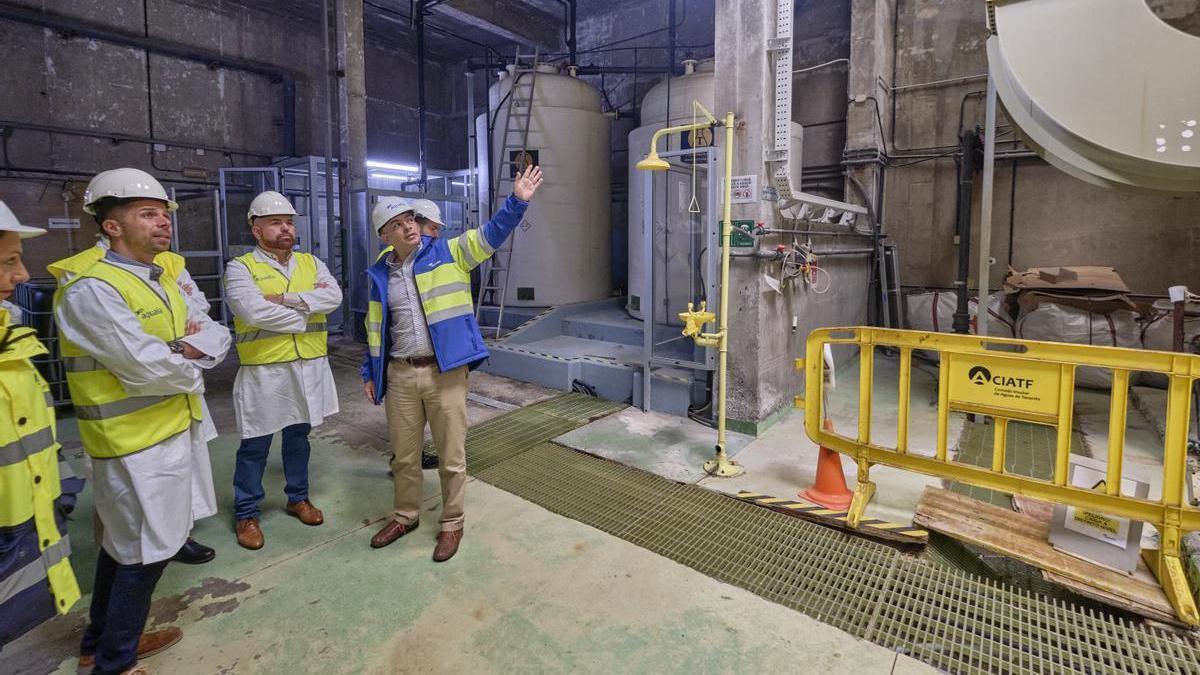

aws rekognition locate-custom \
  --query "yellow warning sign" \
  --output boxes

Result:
[1072,509,1122,536]
[947,353,1061,418]
[1068,479,1124,538]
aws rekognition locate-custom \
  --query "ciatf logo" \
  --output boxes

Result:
[968,366,992,385]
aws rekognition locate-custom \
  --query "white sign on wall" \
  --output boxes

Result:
[729,175,759,204]
[48,217,80,230]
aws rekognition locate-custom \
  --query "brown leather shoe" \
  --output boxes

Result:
[433,529,463,562]
[370,519,418,549]
[286,499,324,526]
[236,518,264,550]
[79,627,182,669]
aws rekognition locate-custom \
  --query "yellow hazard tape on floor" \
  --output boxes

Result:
[737,491,928,542]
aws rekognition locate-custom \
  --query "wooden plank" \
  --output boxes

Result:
[914,486,1180,625]
[1042,571,1177,626]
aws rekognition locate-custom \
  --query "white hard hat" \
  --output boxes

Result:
[412,199,444,227]
[371,197,415,234]
[247,190,298,225]
[83,168,178,215]
[0,200,46,239]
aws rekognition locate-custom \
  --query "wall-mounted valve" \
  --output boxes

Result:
[681,299,715,341]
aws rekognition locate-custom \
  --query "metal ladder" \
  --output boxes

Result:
[476,50,539,339]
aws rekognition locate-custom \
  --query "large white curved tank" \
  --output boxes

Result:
[627,59,718,320]
[475,64,611,307]
[988,0,1200,192]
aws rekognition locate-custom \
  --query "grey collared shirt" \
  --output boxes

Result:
[387,247,435,359]
[105,249,164,282]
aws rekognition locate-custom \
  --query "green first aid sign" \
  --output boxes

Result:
[720,220,756,248]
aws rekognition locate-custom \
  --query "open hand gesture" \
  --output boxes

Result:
[512,165,543,202]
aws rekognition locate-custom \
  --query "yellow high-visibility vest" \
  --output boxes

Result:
[0,308,80,615]
[230,252,328,365]
[52,253,202,459]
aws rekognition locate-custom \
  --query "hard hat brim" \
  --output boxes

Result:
[83,198,179,216]
[375,208,416,233]
[250,211,298,220]
[1,222,48,239]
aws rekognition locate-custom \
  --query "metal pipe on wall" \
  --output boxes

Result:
[975,75,999,337]
[0,3,300,156]
[952,128,980,334]
[0,120,271,161]
[668,0,677,76]
[553,0,577,65]
[416,1,428,187]
[322,0,338,268]
[465,71,477,227]
[756,227,878,238]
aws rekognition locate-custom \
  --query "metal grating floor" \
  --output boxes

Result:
[625,484,901,635]
[867,558,1200,674]
[436,392,627,474]
[462,395,1200,674]
[475,443,679,537]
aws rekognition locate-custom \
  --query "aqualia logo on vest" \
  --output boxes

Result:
[135,306,165,320]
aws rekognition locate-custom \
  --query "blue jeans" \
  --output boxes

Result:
[233,423,312,521]
[80,549,169,675]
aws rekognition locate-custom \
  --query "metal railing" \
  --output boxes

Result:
[798,327,1200,626]
[13,281,69,407]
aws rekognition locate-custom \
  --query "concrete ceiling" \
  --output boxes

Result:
[363,0,566,59]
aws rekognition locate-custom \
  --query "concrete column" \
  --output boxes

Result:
[846,0,895,154]
[338,0,368,192]
[712,0,877,430]
[845,0,895,323]
[714,0,776,424]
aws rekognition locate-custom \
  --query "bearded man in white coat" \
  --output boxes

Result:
[223,191,341,550]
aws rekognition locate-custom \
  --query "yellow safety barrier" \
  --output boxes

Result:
[796,327,1200,626]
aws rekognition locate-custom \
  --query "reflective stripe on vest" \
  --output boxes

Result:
[55,258,202,459]
[366,300,384,358]
[0,536,71,603]
[63,356,103,372]
[73,394,181,421]
[234,319,327,345]
[364,241,483,361]
[231,252,329,365]
[0,426,54,467]
[415,262,474,325]
[0,314,81,615]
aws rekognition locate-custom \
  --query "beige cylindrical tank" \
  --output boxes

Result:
[627,59,717,320]
[475,64,611,307]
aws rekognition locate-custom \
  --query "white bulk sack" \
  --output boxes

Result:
[1016,302,1140,390]
[905,290,1014,338]
[1139,311,1200,388]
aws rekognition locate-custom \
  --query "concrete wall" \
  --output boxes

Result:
[571,0,717,294]
[793,0,851,189]
[0,0,466,278]
[882,0,1200,295]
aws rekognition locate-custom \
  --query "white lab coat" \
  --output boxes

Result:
[223,248,342,440]
[55,250,231,565]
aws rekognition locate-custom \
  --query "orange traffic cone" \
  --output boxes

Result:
[800,418,854,511]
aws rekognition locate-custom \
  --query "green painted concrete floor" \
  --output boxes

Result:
[6,346,931,675]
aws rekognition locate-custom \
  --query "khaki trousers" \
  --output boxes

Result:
[385,361,468,532]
